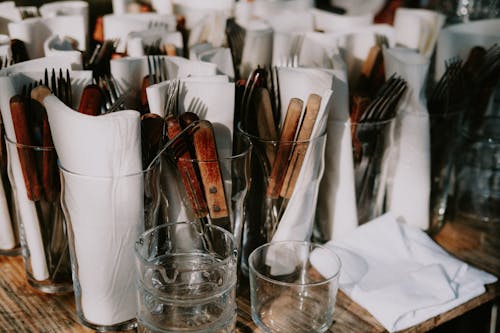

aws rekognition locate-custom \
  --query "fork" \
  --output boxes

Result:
[98,75,129,114]
[225,18,246,80]
[147,55,168,85]
[163,79,180,117]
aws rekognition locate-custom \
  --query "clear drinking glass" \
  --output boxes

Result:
[5,136,72,293]
[454,116,500,223]
[135,221,238,333]
[59,159,163,331]
[0,129,20,256]
[237,125,327,276]
[249,241,341,333]
[351,118,395,224]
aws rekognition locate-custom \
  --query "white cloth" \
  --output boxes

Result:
[311,212,498,332]
[384,48,431,230]
[393,8,445,58]
[270,67,333,243]
[45,95,142,326]
[43,35,83,66]
[310,8,373,33]
[8,16,86,59]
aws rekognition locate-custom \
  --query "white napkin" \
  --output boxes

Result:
[337,24,396,85]
[329,0,385,16]
[43,35,83,66]
[434,19,500,80]
[0,112,15,250]
[249,0,313,22]
[384,48,431,230]
[0,70,91,280]
[110,56,217,108]
[0,2,21,35]
[270,67,333,243]
[126,29,183,57]
[311,212,497,332]
[190,45,235,80]
[45,95,142,326]
[151,0,174,14]
[393,8,445,58]
[187,10,229,48]
[239,20,273,79]
[103,13,177,53]
[317,68,358,241]
[39,1,89,38]
[8,16,86,60]
[0,55,83,76]
[310,8,373,33]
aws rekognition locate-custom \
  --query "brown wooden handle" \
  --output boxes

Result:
[140,76,150,114]
[165,115,208,218]
[78,84,103,116]
[192,120,228,220]
[32,86,59,202]
[141,113,165,169]
[266,98,303,199]
[9,95,42,201]
[280,94,321,199]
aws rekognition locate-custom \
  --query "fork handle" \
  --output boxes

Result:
[78,84,103,116]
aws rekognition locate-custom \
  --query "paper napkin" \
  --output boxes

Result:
[384,47,431,230]
[45,94,142,326]
[311,212,497,332]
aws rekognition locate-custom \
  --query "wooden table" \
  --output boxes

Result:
[0,219,498,333]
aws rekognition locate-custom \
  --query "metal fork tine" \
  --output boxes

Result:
[147,56,154,86]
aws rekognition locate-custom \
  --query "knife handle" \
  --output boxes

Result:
[141,113,165,169]
[78,84,103,116]
[266,98,303,199]
[280,94,321,199]
[140,76,150,114]
[32,86,59,202]
[10,95,42,201]
[165,115,208,218]
[192,120,229,221]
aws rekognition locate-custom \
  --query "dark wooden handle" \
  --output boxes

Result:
[9,95,42,201]
[165,115,208,218]
[141,113,164,169]
[140,76,150,114]
[32,86,59,202]
[266,98,303,199]
[192,120,228,220]
[280,94,321,199]
[78,84,103,116]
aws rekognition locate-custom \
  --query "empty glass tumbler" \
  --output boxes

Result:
[135,222,238,333]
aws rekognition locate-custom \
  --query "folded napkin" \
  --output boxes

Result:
[0,70,91,280]
[384,47,431,230]
[310,8,373,33]
[43,35,83,66]
[190,45,234,80]
[45,94,142,326]
[0,2,21,35]
[239,20,273,79]
[311,212,497,332]
[270,67,333,243]
[0,55,82,76]
[39,1,89,18]
[8,16,87,59]
[103,13,177,53]
[151,0,173,14]
[126,29,183,57]
[329,0,385,16]
[0,111,15,250]
[393,8,445,58]
[434,19,500,80]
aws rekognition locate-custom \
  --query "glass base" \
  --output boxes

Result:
[137,312,236,333]
[77,315,137,332]
[27,277,73,294]
[0,246,21,256]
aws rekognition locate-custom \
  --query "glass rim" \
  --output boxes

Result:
[57,158,159,180]
[5,135,56,151]
[237,122,327,145]
[177,136,252,163]
[350,117,395,126]
[248,240,341,287]
[135,221,237,267]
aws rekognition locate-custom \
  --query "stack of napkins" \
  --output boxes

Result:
[311,213,497,332]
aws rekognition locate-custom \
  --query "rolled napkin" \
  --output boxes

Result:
[317,68,358,241]
[434,19,500,80]
[103,13,177,53]
[45,95,142,326]
[270,67,333,242]
[43,35,83,66]
[384,47,431,230]
[310,8,373,33]
[8,16,87,59]
[311,212,497,332]
[0,70,91,279]
[393,8,445,58]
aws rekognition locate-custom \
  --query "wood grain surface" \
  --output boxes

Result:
[0,218,498,333]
